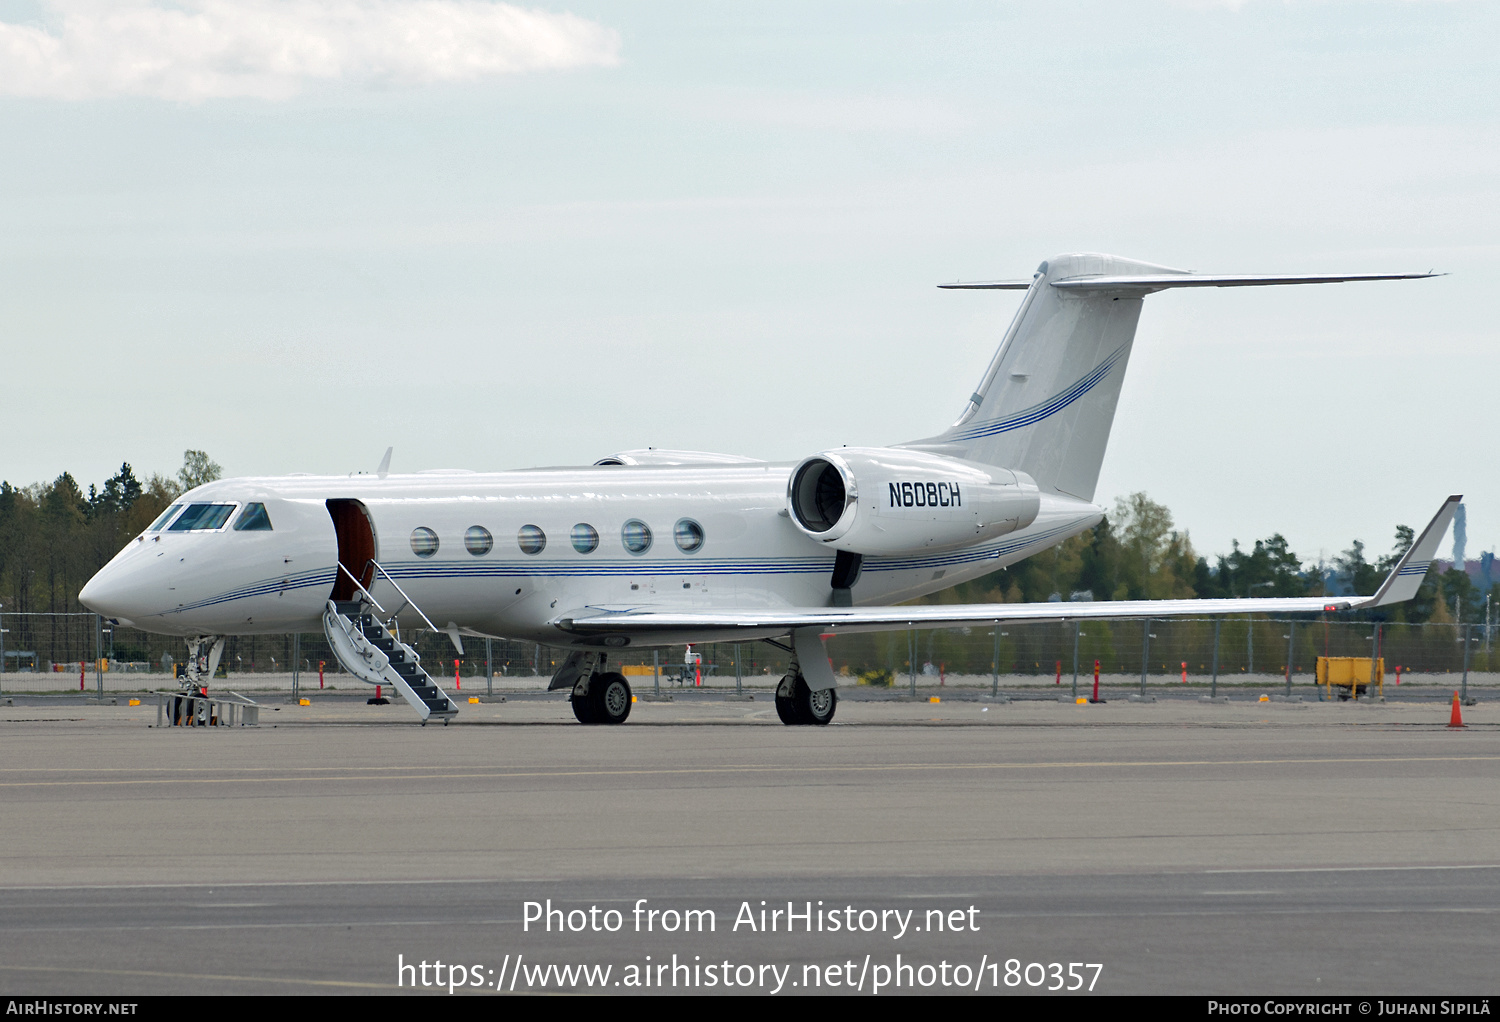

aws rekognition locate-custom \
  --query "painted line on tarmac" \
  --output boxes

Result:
[6,863,1500,892]
[0,962,386,989]
[2,754,1500,788]
[0,917,505,935]
[1205,863,1500,873]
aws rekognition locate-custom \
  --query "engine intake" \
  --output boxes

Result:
[789,458,856,534]
[786,448,1039,556]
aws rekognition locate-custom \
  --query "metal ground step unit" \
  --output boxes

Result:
[155,689,259,727]
[322,599,460,724]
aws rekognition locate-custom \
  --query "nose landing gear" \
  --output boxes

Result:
[182,636,226,690]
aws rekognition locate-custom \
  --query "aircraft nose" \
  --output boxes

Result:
[79,564,133,622]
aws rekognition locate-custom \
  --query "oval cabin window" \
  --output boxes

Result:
[410,527,439,557]
[571,523,599,554]
[518,525,546,555]
[674,518,704,553]
[621,520,652,555]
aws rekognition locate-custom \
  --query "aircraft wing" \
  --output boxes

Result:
[553,496,1460,639]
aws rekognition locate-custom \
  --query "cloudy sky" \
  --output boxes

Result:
[1,0,1494,566]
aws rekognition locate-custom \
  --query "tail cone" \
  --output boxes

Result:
[1449,691,1464,729]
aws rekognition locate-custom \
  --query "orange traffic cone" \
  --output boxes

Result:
[1449,691,1464,729]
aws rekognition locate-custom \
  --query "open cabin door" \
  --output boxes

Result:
[327,499,377,601]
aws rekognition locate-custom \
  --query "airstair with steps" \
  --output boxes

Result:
[321,563,460,724]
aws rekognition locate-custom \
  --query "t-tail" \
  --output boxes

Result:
[903,252,1440,502]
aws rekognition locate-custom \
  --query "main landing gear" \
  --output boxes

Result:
[550,651,632,725]
[571,672,632,725]
[775,673,837,726]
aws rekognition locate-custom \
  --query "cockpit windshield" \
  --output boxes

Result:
[147,504,182,532]
[167,503,237,532]
[233,503,273,531]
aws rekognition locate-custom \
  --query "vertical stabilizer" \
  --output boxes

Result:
[906,252,1183,502]
[908,253,1437,501]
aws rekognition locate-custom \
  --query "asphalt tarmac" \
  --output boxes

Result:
[1,694,1496,996]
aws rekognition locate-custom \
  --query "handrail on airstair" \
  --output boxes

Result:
[335,562,388,614]
[366,559,441,635]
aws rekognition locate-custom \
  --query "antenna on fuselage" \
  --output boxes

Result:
[377,447,392,479]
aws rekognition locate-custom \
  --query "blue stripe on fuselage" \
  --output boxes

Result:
[170,520,1087,614]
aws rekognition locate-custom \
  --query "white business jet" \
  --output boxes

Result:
[78,253,1455,727]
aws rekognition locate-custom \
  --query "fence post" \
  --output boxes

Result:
[1211,618,1221,699]
[991,626,999,699]
[93,615,102,702]
[1462,623,1471,703]
[909,630,916,697]
[1285,620,1295,697]
[735,643,742,696]
[292,633,300,694]
[1140,618,1151,696]
[486,637,494,698]
[653,649,660,697]
[1071,621,1081,700]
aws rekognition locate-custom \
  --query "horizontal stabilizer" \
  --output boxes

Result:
[1051,271,1442,292]
[937,280,1033,290]
[939,271,1442,293]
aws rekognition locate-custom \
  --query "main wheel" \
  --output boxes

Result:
[794,678,836,726]
[775,692,800,725]
[570,690,596,723]
[775,676,802,724]
[590,672,633,725]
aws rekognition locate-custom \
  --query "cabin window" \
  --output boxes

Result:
[621,519,652,554]
[410,527,439,557]
[465,526,493,555]
[233,503,273,532]
[674,518,704,553]
[147,504,182,532]
[518,525,546,555]
[167,503,237,532]
[571,523,599,554]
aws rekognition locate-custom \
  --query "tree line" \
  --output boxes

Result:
[0,451,221,621]
[0,459,1485,629]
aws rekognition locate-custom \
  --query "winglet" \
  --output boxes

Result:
[1363,496,1463,608]
[377,447,393,479]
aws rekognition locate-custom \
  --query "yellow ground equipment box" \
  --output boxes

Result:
[1316,656,1384,701]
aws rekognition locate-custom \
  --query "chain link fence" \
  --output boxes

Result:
[1,611,1494,698]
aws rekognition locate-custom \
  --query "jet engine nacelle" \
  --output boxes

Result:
[786,447,1040,555]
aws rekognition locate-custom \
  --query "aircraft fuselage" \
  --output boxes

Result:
[80,464,1102,648]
